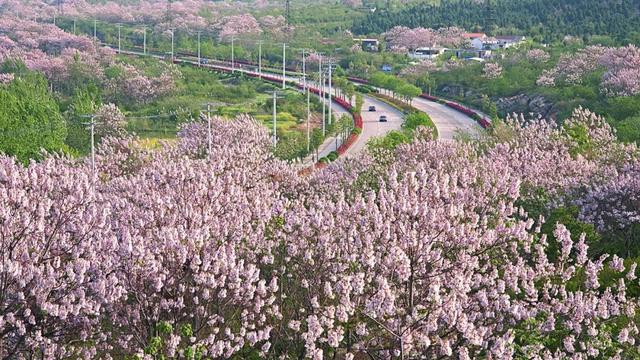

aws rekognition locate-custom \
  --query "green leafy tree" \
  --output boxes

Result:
[370,71,390,90]
[355,93,364,114]
[337,114,354,142]
[59,53,103,97]
[65,90,100,155]
[403,111,434,133]
[396,83,422,105]
[366,130,410,164]
[0,71,67,163]
[615,115,640,144]
[353,0,640,44]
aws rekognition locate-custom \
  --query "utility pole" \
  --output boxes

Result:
[80,115,96,178]
[93,19,97,41]
[282,43,287,89]
[301,48,309,152]
[300,49,306,91]
[73,19,76,34]
[197,31,201,66]
[257,40,263,76]
[328,58,334,126]
[171,28,175,61]
[319,55,326,137]
[272,91,278,147]
[89,121,95,176]
[143,27,147,54]
[273,91,277,146]
[206,103,212,156]
[202,101,227,156]
[268,91,285,147]
[231,36,235,73]
[117,24,121,52]
[307,83,311,153]
[302,49,311,153]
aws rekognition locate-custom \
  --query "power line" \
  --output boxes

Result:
[78,20,317,69]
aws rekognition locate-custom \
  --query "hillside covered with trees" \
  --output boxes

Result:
[353,0,640,44]
[3,0,640,358]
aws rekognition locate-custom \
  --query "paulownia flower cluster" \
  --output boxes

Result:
[0,110,639,359]
[537,45,640,97]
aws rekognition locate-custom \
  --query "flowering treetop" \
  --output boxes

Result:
[383,26,468,52]
[537,45,640,97]
[483,62,503,79]
[215,13,263,41]
[1,108,639,359]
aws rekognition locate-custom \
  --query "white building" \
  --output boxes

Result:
[408,46,447,59]
[353,38,379,52]
[445,48,493,59]
[495,35,526,49]
[469,34,526,51]
[471,37,499,51]
[464,33,487,41]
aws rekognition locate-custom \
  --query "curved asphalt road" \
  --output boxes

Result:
[345,96,403,156]
[412,97,482,141]
[363,85,482,141]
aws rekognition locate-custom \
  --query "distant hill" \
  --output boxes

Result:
[352,0,640,44]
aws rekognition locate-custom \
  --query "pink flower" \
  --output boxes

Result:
[0,73,14,84]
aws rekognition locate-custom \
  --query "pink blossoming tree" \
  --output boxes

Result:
[1,108,639,358]
[537,45,640,97]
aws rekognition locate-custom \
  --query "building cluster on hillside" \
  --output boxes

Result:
[408,33,526,61]
[355,33,526,61]
[354,38,380,52]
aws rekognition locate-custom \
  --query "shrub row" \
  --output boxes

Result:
[319,151,339,163]
[370,93,414,114]
[330,91,363,158]
[356,84,376,94]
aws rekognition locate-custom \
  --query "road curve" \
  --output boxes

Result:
[203,58,485,142]
[411,97,482,140]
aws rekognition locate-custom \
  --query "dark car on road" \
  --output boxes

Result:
[379,115,387,122]
[369,105,376,111]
